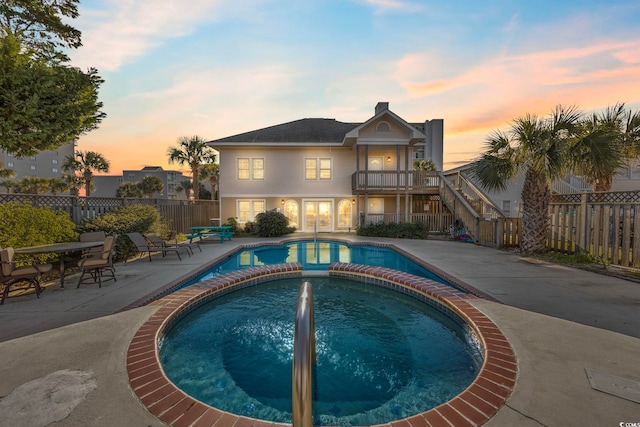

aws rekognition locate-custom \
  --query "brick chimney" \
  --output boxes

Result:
[375,102,389,115]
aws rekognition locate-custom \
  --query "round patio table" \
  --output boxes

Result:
[15,241,104,288]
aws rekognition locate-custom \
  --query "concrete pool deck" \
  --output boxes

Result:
[0,235,638,426]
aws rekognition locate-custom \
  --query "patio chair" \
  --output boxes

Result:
[145,233,201,256]
[1,247,53,305]
[79,231,106,257]
[77,236,117,288]
[125,232,189,262]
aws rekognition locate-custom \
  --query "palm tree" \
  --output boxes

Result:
[570,103,634,191]
[0,179,16,193]
[471,105,583,255]
[200,163,219,200]
[167,136,216,200]
[412,159,436,171]
[0,162,14,179]
[62,172,84,196]
[116,182,143,198]
[62,151,110,197]
[48,178,69,195]
[17,177,50,194]
[138,175,164,198]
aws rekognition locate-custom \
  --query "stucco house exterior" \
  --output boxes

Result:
[207,102,444,232]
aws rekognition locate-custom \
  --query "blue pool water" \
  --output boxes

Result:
[186,240,454,288]
[159,277,482,426]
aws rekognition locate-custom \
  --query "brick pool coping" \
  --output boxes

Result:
[127,263,516,427]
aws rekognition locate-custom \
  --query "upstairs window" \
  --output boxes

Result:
[305,158,332,180]
[238,158,264,180]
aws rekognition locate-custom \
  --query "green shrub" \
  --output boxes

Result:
[357,222,429,239]
[0,202,78,263]
[243,221,256,234]
[223,217,240,233]
[255,209,296,237]
[79,205,163,260]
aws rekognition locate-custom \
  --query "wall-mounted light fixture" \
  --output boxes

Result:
[281,198,285,205]
[387,156,392,162]
[352,198,356,205]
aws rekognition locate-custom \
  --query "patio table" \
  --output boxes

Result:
[15,241,104,288]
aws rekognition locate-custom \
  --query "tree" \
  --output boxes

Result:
[17,176,49,194]
[62,150,110,197]
[0,1,105,156]
[200,163,219,200]
[569,104,640,191]
[61,172,82,196]
[470,105,583,255]
[413,159,436,171]
[0,179,16,193]
[0,161,14,179]
[138,176,164,198]
[167,136,216,200]
[175,180,191,198]
[116,182,143,198]
[0,0,82,62]
[48,177,68,195]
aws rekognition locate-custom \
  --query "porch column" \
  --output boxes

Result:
[396,193,400,222]
[355,145,360,191]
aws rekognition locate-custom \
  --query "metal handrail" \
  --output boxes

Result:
[292,281,316,427]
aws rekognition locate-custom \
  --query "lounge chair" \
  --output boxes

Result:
[0,247,53,305]
[77,236,117,288]
[144,233,201,256]
[125,232,189,262]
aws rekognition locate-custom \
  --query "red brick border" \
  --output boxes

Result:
[127,263,516,427]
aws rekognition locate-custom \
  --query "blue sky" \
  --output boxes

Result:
[70,0,640,173]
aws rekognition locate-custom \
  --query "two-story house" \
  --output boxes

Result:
[207,102,444,232]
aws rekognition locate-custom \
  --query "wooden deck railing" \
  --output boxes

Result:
[352,170,440,193]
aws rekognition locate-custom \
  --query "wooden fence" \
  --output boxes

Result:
[0,194,219,234]
[548,192,639,268]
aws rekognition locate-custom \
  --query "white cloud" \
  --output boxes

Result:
[72,0,224,71]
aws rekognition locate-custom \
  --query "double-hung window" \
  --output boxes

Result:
[237,199,265,222]
[237,158,264,180]
[305,158,332,180]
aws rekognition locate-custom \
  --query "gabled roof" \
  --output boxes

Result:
[208,118,358,146]
[345,108,426,143]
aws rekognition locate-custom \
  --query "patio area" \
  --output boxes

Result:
[0,235,638,426]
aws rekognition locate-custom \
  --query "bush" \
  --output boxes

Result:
[223,217,240,233]
[0,202,78,263]
[357,222,429,239]
[79,205,163,260]
[254,209,296,237]
[243,221,256,234]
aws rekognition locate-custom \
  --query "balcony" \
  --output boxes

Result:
[351,170,440,194]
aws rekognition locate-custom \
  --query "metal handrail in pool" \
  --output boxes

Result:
[292,281,316,427]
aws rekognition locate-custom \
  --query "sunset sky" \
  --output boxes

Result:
[70,0,640,176]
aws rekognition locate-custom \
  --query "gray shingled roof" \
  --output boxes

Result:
[208,118,359,144]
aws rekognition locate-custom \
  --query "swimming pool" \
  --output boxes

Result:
[159,276,482,426]
[127,262,517,427]
[183,240,457,289]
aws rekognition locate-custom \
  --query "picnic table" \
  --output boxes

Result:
[187,226,234,243]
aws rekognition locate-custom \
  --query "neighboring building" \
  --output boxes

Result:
[0,142,75,192]
[207,102,444,231]
[92,166,189,199]
[444,159,640,218]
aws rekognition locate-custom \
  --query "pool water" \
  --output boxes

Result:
[159,277,482,426]
[188,240,452,287]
